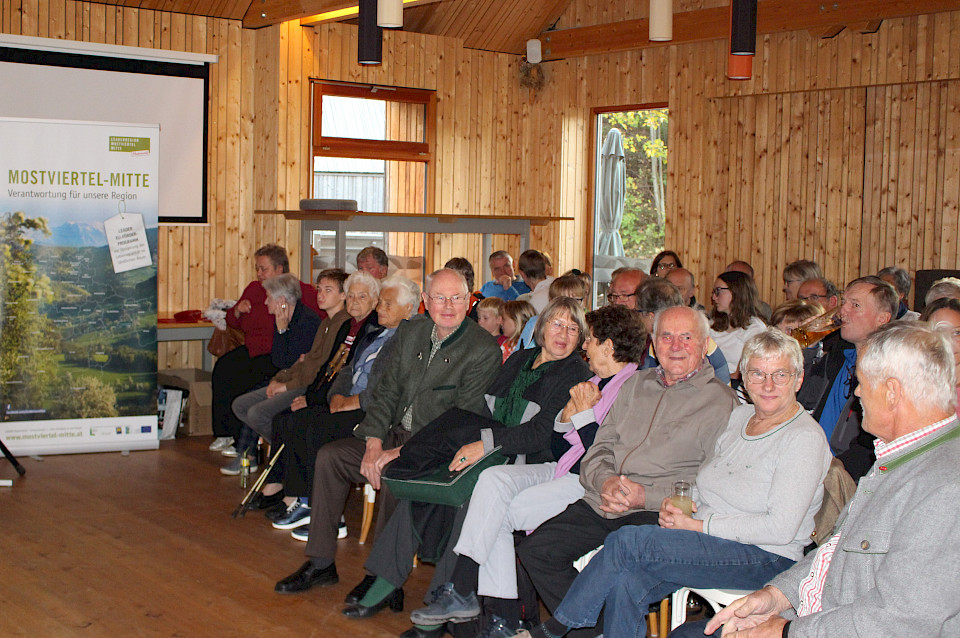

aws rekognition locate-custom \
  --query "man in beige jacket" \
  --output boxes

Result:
[517,306,737,620]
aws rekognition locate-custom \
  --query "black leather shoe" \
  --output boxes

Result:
[274,561,338,594]
[264,500,288,521]
[399,625,445,638]
[251,490,285,511]
[344,574,377,605]
[341,588,404,618]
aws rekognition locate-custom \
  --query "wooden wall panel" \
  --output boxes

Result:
[1,0,295,370]
[7,1,960,373]
[547,10,960,309]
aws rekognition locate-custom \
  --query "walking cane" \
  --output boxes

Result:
[232,443,285,518]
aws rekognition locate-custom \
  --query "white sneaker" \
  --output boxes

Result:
[209,436,233,452]
[221,445,238,457]
[338,522,348,539]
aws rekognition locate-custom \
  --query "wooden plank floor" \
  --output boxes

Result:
[0,436,434,637]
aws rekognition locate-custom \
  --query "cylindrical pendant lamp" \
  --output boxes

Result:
[727,53,753,80]
[730,0,757,55]
[649,0,673,42]
[377,0,403,28]
[358,0,382,65]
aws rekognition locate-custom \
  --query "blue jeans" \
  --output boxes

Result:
[553,526,794,638]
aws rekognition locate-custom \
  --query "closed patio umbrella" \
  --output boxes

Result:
[596,128,626,257]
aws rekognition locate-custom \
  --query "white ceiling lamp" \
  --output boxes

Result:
[649,0,673,42]
[377,0,403,28]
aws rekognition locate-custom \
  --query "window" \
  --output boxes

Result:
[309,81,436,284]
[591,106,668,306]
[312,81,436,215]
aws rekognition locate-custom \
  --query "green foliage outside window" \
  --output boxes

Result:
[599,108,668,260]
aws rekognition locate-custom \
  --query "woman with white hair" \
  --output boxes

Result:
[220,272,322,474]
[265,274,420,530]
[925,277,960,306]
[519,329,832,638]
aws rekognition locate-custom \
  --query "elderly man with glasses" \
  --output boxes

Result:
[273,268,502,596]
[605,267,647,310]
[796,277,840,311]
[516,305,737,623]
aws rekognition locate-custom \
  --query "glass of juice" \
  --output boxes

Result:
[671,480,694,516]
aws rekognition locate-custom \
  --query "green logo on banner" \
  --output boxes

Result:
[109,136,151,153]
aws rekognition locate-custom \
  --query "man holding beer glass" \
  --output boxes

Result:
[518,329,831,638]
[796,276,898,480]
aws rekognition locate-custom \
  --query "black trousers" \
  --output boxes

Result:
[210,346,277,439]
[516,499,659,626]
[273,406,364,497]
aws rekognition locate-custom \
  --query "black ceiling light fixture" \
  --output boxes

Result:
[358,0,382,65]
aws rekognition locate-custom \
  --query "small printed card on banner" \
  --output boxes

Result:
[104,212,153,273]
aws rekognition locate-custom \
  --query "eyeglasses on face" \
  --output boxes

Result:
[607,292,636,302]
[745,369,797,386]
[427,294,468,305]
[547,319,580,336]
[657,262,677,271]
[711,287,730,296]
[798,294,826,301]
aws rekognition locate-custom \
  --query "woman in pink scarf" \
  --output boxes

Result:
[403,305,647,638]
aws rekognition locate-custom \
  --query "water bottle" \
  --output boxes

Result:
[240,453,250,488]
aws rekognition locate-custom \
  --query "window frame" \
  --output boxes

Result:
[311,80,437,213]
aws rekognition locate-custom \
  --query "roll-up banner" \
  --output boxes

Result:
[0,117,159,455]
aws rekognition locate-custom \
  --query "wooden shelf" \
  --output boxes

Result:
[254,210,571,226]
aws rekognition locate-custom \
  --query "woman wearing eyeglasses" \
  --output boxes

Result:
[710,270,767,379]
[517,328,831,638]
[340,296,593,630]
[649,250,683,277]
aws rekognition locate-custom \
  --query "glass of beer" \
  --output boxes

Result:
[791,308,840,348]
[671,480,694,516]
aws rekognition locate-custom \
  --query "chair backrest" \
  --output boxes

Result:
[810,457,857,546]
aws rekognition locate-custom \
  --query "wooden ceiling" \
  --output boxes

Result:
[84,0,960,58]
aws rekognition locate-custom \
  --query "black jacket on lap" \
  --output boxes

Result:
[386,347,591,479]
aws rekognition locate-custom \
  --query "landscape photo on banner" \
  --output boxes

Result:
[0,117,159,455]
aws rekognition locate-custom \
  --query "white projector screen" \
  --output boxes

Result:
[0,48,208,223]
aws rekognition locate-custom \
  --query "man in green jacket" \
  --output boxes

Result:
[274,268,502,594]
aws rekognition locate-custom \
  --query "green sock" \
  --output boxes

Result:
[414,625,442,631]
[358,576,396,607]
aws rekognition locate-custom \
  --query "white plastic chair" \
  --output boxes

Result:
[670,587,752,630]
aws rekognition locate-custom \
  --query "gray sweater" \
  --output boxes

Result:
[695,404,831,561]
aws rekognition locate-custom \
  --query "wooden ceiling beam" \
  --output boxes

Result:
[539,0,960,61]
[243,0,439,29]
